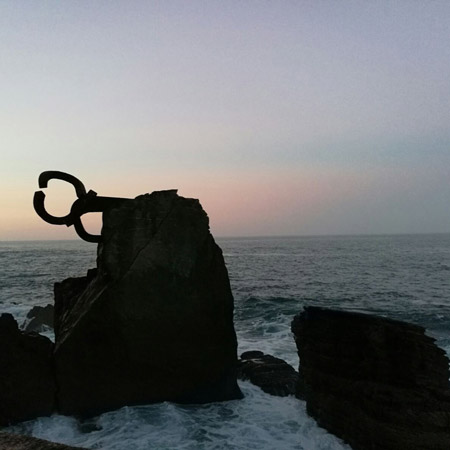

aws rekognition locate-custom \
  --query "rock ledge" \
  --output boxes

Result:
[292,306,450,450]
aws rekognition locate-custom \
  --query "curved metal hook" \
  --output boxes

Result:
[38,171,87,197]
[33,190,71,225]
[34,171,89,226]
[73,217,101,243]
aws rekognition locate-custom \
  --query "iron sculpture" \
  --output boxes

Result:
[33,171,131,243]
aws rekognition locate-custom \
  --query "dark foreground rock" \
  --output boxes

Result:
[22,304,54,333]
[54,190,242,416]
[292,306,450,450]
[238,351,298,396]
[0,314,56,426]
[0,432,86,450]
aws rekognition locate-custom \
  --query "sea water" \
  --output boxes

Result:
[1,234,450,449]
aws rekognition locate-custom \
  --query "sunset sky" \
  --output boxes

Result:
[2,1,449,240]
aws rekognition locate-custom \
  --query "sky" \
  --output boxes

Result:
[1,1,450,240]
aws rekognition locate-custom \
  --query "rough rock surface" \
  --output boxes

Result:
[54,269,97,338]
[54,190,242,416]
[0,432,85,450]
[291,306,450,450]
[22,304,54,333]
[238,351,298,396]
[0,314,56,426]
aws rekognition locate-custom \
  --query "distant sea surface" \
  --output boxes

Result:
[2,234,450,449]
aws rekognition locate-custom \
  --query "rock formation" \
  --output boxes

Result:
[0,432,86,450]
[238,351,298,396]
[22,304,54,333]
[54,190,242,416]
[0,314,56,426]
[291,306,450,450]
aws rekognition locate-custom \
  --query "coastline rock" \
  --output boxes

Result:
[22,304,54,333]
[54,190,242,416]
[238,351,298,396]
[0,314,56,426]
[0,432,86,450]
[54,269,97,338]
[291,306,450,450]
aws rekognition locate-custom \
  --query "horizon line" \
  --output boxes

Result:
[2,231,450,243]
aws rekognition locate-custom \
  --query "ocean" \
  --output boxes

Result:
[1,234,450,449]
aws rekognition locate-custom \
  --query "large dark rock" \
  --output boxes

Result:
[22,304,54,333]
[0,314,56,426]
[54,190,242,416]
[0,431,86,449]
[238,351,298,396]
[291,306,450,450]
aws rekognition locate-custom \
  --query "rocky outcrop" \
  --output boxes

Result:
[54,190,242,417]
[238,351,298,396]
[22,304,54,333]
[0,432,86,450]
[0,314,56,426]
[291,306,450,450]
[54,269,97,338]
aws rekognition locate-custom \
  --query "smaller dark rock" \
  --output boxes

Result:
[23,304,54,333]
[241,350,265,359]
[238,351,298,396]
[0,312,17,334]
[0,314,56,426]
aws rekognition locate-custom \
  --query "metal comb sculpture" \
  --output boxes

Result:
[33,171,132,243]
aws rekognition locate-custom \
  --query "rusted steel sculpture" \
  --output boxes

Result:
[33,171,131,243]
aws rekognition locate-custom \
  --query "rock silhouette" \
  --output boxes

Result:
[0,314,55,426]
[54,190,242,416]
[292,306,450,450]
[22,304,54,333]
[238,351,298,396]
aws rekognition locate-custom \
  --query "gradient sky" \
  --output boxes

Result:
[1,1,449,240]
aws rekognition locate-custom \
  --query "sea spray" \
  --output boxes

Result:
[11,382,350,450]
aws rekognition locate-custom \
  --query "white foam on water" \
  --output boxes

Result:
[11,382,350,450]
